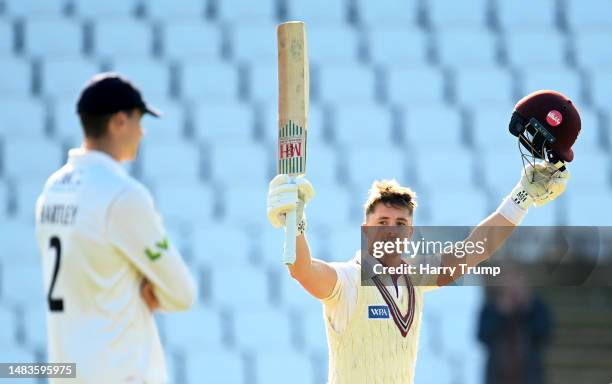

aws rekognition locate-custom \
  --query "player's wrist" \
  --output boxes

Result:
[497,184,531,225]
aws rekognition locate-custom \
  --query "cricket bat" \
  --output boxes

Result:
[277,21,309,265]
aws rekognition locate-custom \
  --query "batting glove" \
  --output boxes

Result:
[267,174,315,233]
[498,161,570,224]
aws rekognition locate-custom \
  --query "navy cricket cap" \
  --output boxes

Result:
[76,72,161,117]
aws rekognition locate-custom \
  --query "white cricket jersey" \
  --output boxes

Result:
[322,253,438,384]
[35,148,197,384]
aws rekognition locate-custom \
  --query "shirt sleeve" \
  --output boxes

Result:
[106,183,197,311]
[320,261,360,333]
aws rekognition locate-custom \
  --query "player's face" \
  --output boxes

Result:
[115,109,144,161]
[365,203,413,227]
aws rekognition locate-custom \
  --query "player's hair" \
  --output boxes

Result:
[364,179,417,217]
[78,109,137,139]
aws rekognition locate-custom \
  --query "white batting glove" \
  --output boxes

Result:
[267,174,315,233]
[498,161,570,224]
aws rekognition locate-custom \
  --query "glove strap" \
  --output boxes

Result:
[497,191,530,225]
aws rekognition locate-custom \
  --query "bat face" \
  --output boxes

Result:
[277,21,309,177]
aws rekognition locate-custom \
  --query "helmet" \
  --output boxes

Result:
[509,90,581,162]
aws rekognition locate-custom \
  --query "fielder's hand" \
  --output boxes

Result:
[140,279,160,312]
[512,161,570,209]
[267,174,315,232]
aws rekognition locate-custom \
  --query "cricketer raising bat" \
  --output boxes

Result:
[277,21,309,265]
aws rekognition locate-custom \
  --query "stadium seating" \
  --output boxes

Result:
[2,1,611,383]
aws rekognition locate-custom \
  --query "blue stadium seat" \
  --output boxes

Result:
[145,0,205,21]
[230,22,276,63]
[454,66,513,109]
[308,25,359,65]
[162,306,224,351]
[286,0,347,23]
[565,0,612,30]
[415,148,475,189]
[3,0,66,17]
[232,309,294,352]
[24,18,83,58]
[1,263,45,305]
[193,101,255,142]
[248,63,277,103]
[387,66,445,105]
[469,103,517,148]
[436,27,498,67]
[504,29,567,67]
[414,352,453,384]
[494,0,556,30]
[591,69,612,110]
[426,188,489,226]
[278,268,323,311]
[571,107,603,152]
[141,99,186,142]
[51,97,83,144]
[0,306,17,344]
[307,146,340,187]
[0,97,46,138]
[318,65,376,104]
[480,147,524,193]
[0,346,37,368]
[0,58,32,97]
[403,104,463,147]
[0,219,40,264]
[0,181,8,219]
[367,26,429,67]
[427,0,488,27]
[254,353,314,384]
[72,0,137,18]
[333,104,393,146]
[209,143,270,185]
[574,29,612,70]
[140,140,201,183]
[162,21,221,61]
[216,0,277,22]
[181,60,239,101]
[212,266,270,308]
[93,19,153,59]
[154,182,214,228]
[520,67,583,105]
[222,185,267,224]
[184,351,245,384]
[191,224,252,266]
[40,57,100,98]
[4,138,63,180]
[356,0,419,26]
[23,305,46,349]
[300,309,327,355]
[566,151,611,191]
[565,190,612,226]
[0,20,15,55]
[345,147,407,193]
[307,185,354,229]
[325,226,362,263]
[109,60,172,99]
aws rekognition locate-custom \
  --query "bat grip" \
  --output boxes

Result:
[283,209,297,265]
[283,176,297,265]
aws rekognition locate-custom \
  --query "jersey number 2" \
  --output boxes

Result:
[48,236,64,312]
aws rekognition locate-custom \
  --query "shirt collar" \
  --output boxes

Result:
[67,148,127,175]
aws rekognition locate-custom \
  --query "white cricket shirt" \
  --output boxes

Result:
[35,148,197,384]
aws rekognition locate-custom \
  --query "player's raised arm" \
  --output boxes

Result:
[267,175,338,299]
[107,183,197,311]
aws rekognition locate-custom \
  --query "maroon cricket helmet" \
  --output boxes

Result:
[509,90,581,162]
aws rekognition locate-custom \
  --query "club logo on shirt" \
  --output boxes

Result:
[368,305,390,319]
[146,237,169,261]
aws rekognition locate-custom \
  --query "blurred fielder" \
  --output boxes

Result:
[267,90,580,383]
[35,73,196,383]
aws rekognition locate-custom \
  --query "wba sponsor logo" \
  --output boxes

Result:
[368,305,390,319]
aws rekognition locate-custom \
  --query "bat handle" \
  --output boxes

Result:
[283,209,297,265]
[283,176,297,265]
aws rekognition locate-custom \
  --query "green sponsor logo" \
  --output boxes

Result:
[146,237,169,261]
